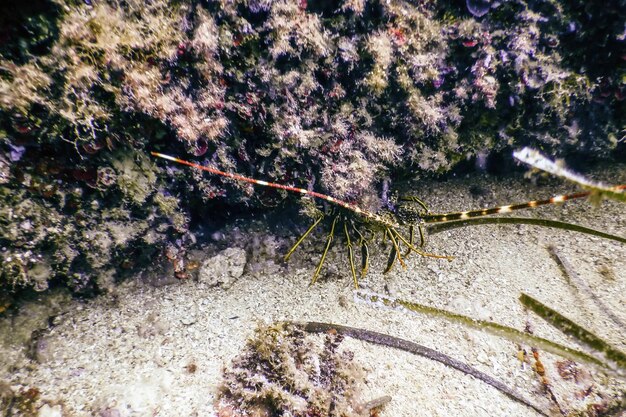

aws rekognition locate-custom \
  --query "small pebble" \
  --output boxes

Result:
[38,404,63,417]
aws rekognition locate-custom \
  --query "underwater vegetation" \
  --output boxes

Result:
[215,322,387,417]
[0,0,624,292]
[218,307,626,417]
[347,287,626,415]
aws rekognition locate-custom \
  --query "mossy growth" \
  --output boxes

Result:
[0,144,188,294]
[216,323,377,417]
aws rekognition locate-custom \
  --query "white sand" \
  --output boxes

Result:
[1,165,625,417]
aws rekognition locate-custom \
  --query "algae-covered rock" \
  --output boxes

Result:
[0,0,623,292]
[0,146,186,294]
[216,323,377,417]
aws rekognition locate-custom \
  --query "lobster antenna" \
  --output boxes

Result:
[422,187,626,224]
[150,152,398,227]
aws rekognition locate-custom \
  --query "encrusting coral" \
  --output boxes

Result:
[0,0,623,292]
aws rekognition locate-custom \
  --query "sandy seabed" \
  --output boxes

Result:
[1,164,625,417]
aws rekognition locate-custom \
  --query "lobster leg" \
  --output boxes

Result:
[311,216,339,285]
[384,227,406,274]
[392,228,452,260]
[399,195,430,213]
[284,215,324,262]
[417,223,426,247]
[352,225,370,278]
[403,225,414,257]
[384,243,397,274]
[343,222,359,289]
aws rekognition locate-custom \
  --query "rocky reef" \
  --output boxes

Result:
[0,0,624,292]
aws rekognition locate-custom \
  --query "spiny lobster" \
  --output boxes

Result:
[151,151,625,288]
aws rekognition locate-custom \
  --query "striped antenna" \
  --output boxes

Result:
[150,152,399,227]
[422,185,626,224]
